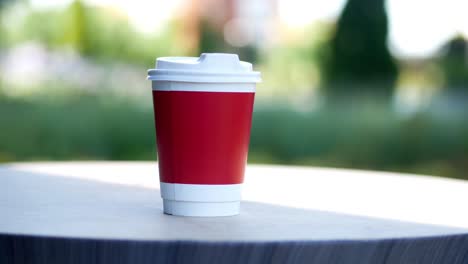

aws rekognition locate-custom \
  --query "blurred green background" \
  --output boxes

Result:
[0,0,467,179]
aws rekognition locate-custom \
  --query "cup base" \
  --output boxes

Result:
[163,200,240,217]
[159,182,242,217]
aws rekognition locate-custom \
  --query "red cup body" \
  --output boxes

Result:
[152,89,255,185]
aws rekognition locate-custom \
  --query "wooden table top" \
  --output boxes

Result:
[1,162,467,242]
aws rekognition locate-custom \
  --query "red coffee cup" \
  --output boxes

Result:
[147,53,261,216]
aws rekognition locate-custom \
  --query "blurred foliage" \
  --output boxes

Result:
[257,46,317,96]
[198,20,225,54]
[256,23,331,96]
[198,19,258,63]
[0,90,156,161]
[321,0,397,98]
[0,0,10,11]
[63,0,89,54]
[439,35,468,93]
[1,0,468,181]
[0,2,7,48]
[250,101,468,179]
[0,90,467,179]
[8,0,186,66]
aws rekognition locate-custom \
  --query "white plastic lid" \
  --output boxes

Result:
[147,53,261,83]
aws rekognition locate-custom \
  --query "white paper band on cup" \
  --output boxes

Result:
[162,200,240,217]
[160,182,242,216]
[160,182,242,202]
[152,81,255,93]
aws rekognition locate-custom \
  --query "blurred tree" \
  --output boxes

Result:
[0,0,9,47]
[12,1,184,66]
[0,0,11,10]
[0,0,9,94]
[321,0,397,99]
[198,20,225,54]
[440,35,468,93]
[63,0,91,55]
[241,45,258,64]
[198,20,258,63]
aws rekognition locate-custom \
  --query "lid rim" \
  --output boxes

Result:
[147,69,261,83]
[147,76,261,83]
[148,53,261,83]
[148,69,261,76]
